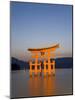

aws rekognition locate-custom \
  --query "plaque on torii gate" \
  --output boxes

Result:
[28,44,59,76]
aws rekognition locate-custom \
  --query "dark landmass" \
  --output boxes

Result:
[11,63,20,70]
[11,57,29,70]
[11,57,73,70]
[55,57,73,68]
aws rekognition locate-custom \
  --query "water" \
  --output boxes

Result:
[10,69,73,98]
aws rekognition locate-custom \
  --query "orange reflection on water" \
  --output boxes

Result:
[28,75,55,97]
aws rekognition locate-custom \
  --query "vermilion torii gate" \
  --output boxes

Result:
[28,44,59,76]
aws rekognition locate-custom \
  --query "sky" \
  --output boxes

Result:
[10,2,73,61]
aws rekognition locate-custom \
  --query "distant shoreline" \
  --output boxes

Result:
[11,68,72,72]
[11,57,73,71]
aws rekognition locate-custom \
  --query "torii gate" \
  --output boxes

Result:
[28,44,59,76]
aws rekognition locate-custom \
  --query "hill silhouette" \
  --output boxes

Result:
[11,57,73,70]
[55,57,73,68]
[11,57,29,70]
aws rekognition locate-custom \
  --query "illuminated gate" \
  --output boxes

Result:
[28,44,59,76]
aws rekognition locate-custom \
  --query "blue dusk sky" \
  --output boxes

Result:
[10,2,73,61]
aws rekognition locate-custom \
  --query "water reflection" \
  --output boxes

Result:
[11,69,72,98]
[28,75,55,96]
